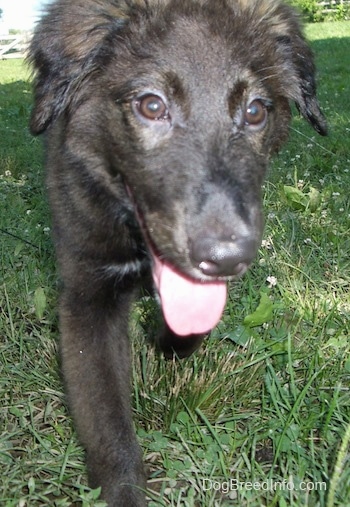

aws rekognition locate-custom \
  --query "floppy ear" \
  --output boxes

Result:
[239,0,327,136]
[273,5,328,136]
[28,0,128,135]
[280,35,327,136]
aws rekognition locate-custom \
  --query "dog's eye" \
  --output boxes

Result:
[135,94,169,121]
[244,100,267,128]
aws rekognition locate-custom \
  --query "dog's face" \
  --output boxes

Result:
[30,0,326,336]
[29,2,327,501]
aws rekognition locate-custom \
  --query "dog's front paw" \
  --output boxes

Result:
[157,325,206,359]
[87,446,147,506]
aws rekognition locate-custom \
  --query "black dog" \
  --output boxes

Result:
[29,0,327,504]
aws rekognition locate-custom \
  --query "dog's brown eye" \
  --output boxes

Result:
[137,95,168,121]
[244,100,267,128]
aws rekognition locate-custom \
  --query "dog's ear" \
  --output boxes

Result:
[277,35,327,136]
[28,0,129,135]
[293,52,328,136]
[271,3,328,136]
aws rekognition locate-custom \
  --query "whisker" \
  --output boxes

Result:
[290,127,334,155]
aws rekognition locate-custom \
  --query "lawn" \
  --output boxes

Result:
[0,21,349,507]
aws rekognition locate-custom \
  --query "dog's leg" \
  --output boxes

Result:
[59,284,146,506]
[157,325,206,359]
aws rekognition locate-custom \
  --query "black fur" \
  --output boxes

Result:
[29,0,326,504]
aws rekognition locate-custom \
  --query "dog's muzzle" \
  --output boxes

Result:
[190,236,257,277]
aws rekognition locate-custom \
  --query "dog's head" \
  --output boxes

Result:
[29,0,327,335]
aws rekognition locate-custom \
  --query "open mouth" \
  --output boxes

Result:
[151,253,227,337]
[127,186,228,337]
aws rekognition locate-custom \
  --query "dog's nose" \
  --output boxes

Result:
[190,236,257,277]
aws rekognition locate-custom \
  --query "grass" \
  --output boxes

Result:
[1,21,349,507]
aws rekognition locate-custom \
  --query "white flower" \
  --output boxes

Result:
[266,275,277,288]
[261,238,273,249]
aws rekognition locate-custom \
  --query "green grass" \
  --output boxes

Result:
[1,21,349,507]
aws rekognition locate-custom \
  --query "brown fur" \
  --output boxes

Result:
[29,0,326,504]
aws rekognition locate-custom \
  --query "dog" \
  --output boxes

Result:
[29,0,327,504]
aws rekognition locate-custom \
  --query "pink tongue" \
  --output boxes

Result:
[152,257,227,337]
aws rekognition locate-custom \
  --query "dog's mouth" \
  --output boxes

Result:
[126,186,227,337]
[151,253,227,337]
